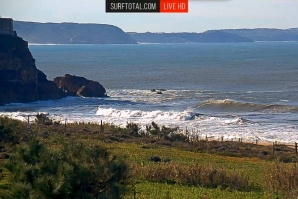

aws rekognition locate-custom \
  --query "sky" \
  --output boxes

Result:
[0,0,297,33]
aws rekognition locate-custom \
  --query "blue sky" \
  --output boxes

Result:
[0,0,297,32]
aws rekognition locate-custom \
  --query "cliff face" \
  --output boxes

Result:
[14,21,137,44]
[0,34,66,105]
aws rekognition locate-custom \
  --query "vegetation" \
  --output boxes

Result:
[1,137,126,199]
[0,117,23,145]
[0,116,298,198]
[266,162,298,198]
[131,163,251,191]
[35,113,53,125]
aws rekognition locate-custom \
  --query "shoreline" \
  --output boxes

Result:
[0,113,297,147]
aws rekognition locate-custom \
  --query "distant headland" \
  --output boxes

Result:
[13,21,137,44]
[12,20,298,44]
[128,28,298,43]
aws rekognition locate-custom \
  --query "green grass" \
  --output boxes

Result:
[108,142,268,184]
[107,142,270,198]
[125,182,265,199]
[1,117,297,198]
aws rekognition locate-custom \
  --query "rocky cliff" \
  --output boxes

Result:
[0,33,67,105]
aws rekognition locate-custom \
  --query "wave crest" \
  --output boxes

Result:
[197,99,298,113]
[96,107,197,121]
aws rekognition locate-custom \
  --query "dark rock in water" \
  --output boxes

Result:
[53,74,106,97]
[156,91,163,94]
[0,33,66,105]
[148,156,161,162]
[151,89,166,93]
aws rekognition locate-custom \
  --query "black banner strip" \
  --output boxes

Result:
[106,0,160,13]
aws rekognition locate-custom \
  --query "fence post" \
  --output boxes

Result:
[65,118,67,132]
[272,142,275,155]
[295,142,297,156]
[256,139,258,145]
[100,120,104,133]
[26,115,32,133]
[221,136,224,142]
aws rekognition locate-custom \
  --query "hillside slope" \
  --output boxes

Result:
[14,21,137,44]
[222,28,298,41]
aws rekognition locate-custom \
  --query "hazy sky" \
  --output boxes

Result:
[0,0,297,32]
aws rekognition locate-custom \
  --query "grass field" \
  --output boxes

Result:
[0,116,297,198]
[108,142,268,198]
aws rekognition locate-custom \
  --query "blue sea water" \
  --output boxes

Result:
[1,42,298,143]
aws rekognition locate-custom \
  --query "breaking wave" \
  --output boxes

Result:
[96,107,198,121]
[197,99,298,113]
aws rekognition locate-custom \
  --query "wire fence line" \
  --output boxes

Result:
[23,114,298,156]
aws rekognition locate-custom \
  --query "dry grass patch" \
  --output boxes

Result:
[131,163,252,191]
[266,162,298,198]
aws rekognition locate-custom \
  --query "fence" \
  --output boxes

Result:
[23,115,298,156]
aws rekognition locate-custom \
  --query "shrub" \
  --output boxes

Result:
[165,132,188,142]
[35,113,53,125]
[1,137,127,199]
[126,122,140,136]
[146,122,160,137]
[146,122,180,139]
[0,117,23,144]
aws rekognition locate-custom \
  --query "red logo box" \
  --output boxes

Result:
[160,0,188,13]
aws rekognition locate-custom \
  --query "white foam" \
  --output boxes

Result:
[1,91,298,144]
[96,107,194,121]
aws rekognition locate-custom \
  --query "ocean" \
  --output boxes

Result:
[1,42,298,143]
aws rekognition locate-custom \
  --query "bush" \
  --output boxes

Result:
[0,117,23,144]
[165,132,188,142]
[146,122,180,139]
[35,113,53,125]
[126,122,140,136]
[1,137,127,199]
[146,122,160,137]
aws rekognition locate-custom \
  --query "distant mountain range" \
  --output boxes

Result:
[13,21,298,44]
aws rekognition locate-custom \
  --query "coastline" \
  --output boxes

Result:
[0,111,296,146]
